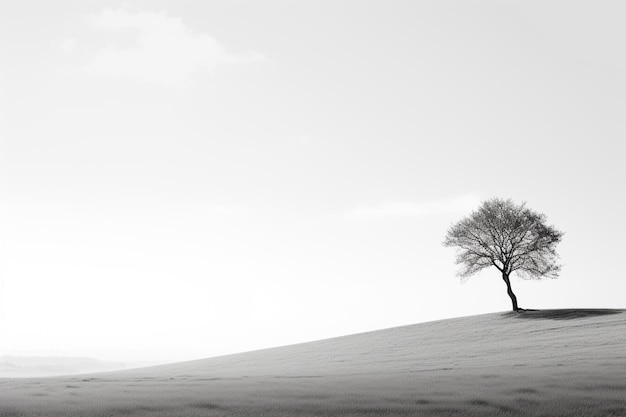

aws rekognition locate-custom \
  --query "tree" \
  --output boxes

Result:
[443,198,563,311]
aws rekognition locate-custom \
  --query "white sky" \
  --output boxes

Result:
[1,0,625,362]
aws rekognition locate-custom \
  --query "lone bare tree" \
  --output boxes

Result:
[443,198,563,311]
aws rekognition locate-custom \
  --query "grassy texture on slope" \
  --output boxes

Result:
[0,309,625,416]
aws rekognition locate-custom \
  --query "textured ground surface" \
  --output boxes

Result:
[1,309,625,416]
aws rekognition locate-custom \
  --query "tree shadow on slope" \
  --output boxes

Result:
[504,309,624,320]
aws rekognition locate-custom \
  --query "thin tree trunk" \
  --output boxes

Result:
[502,272,520,311]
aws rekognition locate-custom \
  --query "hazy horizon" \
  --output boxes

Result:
[1,0,625,363]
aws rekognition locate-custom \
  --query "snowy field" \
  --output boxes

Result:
[1,309,624,416]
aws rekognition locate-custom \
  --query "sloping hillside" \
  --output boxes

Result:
[0,356,162,378]
[1,309,624,416]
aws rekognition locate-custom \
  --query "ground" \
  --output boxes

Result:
[1,309,625,416]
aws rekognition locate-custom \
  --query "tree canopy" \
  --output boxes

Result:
[443,198,563,311]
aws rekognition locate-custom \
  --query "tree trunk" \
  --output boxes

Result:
[502,272,520,311]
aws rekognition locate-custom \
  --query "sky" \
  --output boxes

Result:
[1,0,625,363]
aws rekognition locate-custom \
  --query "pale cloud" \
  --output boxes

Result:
[341,194,481,219]
[292,135,312,145]
[85,7,264,87]
[55,37,78,55]
[204,204,251,216]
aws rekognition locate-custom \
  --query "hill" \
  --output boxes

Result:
[0,356,163,378]
[1,309,625,416]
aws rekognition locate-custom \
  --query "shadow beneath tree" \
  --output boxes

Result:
[504,309,624,320]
